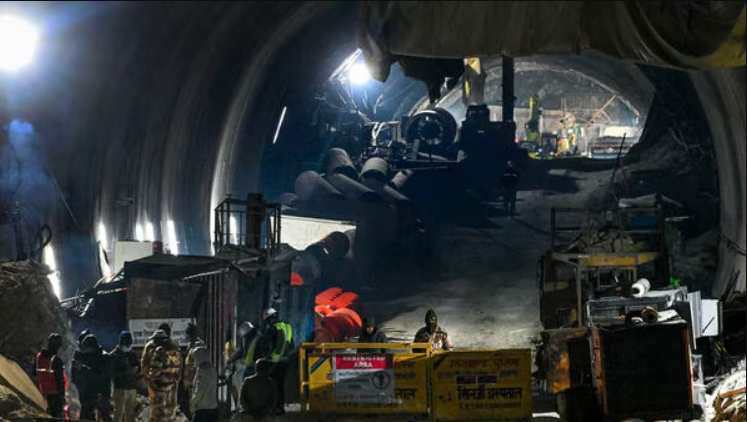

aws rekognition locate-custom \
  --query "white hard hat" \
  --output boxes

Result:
[263,308,278,320]
[238,321,254,337]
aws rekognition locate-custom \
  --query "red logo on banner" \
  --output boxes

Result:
[334,354,392,370]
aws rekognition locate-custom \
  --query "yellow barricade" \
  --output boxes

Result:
[300,343,431,415]
[300,344,532,421]
[431,349,533,421]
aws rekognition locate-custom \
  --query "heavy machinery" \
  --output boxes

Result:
[538,207,670,329]
[536,207,710,421]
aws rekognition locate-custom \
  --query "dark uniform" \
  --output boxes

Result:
[358,317,388,353]
[502,162,521,217]
[240,359,278,421]
[72,334,112,421]
[413,309,452,352]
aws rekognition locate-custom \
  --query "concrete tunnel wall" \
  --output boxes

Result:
[0,2,744,299]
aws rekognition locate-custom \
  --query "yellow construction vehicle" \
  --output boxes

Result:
[538,207,670,329]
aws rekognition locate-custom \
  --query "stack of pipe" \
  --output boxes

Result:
[294,170,344,202]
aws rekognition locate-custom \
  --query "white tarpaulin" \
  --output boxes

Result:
[334,353,396,404]
[128,318,195,348]
[281,215,355,250]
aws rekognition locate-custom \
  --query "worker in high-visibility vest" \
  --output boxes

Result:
[262,308,292,415]
[35,333,67,418]
[227,322,268,378]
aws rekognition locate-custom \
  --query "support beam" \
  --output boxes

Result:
[502,55,515,122]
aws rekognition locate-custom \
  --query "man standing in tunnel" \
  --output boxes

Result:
[263,308,293,415]
[141,328,182,422]
[358,317,388,353]
[414,309,452,352]
[502,161,521,217]
[110,331,140,422]
[181,323,205,420]
[34,333,66,419]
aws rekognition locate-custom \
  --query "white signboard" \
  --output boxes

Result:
[128,318,195,348]
[333,353,395,404]
[280,215,355,250]
[113,241,153,275]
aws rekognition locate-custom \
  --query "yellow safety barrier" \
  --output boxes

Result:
[300,343,432,415]
[431,349,532,421]
[300,344,533,421]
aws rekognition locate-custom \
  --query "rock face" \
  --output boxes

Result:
[0,260,76,373]
[0,384,47,419]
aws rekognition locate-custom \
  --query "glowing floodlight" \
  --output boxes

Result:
[0,15,38,72]
[348,62,371,85]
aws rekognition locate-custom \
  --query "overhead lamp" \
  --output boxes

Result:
[0,15,38,72]
[348,62,371,85]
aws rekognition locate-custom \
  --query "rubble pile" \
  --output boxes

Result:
[0,260,76,372]
[709,361,747,422]
[0,383,47,419]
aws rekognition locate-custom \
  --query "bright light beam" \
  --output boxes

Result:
[43,245,62,300]
[135,223,145,242]
[230,215,238,244]
[97,222,108,250]
[272,106,287,145]
[145,222,155,241]
[348,63,371,85]
[167,220,178,255]
[0,15,38,72]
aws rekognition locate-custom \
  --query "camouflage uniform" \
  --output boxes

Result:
[142,336,182,422]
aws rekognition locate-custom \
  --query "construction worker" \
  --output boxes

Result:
[189,345,218,422]
[72,334,112,421]
[358,317,388,353]
[34,333,66,418]
[263,308,292,415]
[501,161,521,218]
[240,358,278,421]
[181,323,204,420]
[110,331,140,422]
[141,328,182,422]
[414,309,452,352]
[228,322,268,378]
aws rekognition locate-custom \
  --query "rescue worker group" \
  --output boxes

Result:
[35,308,452,421]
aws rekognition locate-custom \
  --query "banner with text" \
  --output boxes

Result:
[333,353,395,404]
[128,318,195,348]
[432,349,532,421]
[307,351,429,414]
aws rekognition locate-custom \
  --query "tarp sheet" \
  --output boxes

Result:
[358,1,746,77]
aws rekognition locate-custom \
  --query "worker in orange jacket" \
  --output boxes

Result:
[35,333,67,418]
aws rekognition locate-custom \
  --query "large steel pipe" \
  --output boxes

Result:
[276,192,298,206]
[326,148,359,180]
[360,157,389,182]
[294,171,345,201]
[306,231,350,261]
[325,173,382,202]
[361,177,410,205]
[389,169,414,191]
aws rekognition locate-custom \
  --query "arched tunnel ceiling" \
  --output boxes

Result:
[413,54,655,127]
[0,1,744,299]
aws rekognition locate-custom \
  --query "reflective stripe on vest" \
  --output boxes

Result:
[35,353,58,395]
[270,322,292,363]
[243,336,259,367]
